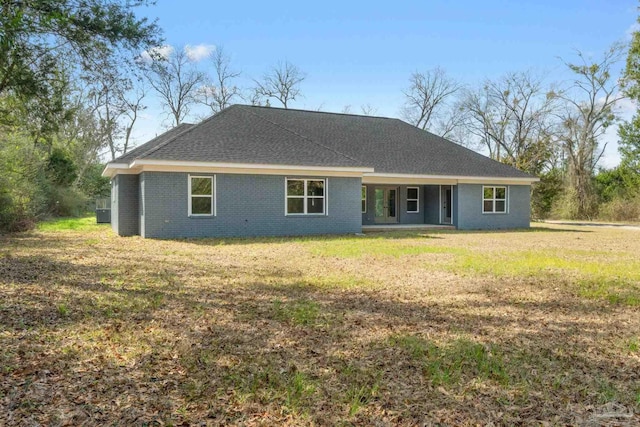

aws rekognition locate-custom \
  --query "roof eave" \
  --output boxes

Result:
[102,163,131,178]
[363,172,538,185]
[130,159,373,173]
[104,160,539,184]
[103,159,374,178]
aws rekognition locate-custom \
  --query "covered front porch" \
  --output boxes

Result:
[361,178,457,228]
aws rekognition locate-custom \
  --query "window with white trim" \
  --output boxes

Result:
[483,186,507,213]
[286,178,325,215]
[189,175,214,216]
[361,185,367,213]
[407,187,419,213]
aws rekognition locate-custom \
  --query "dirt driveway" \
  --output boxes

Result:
[542,220,640,230]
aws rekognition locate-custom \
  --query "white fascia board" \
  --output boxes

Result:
[126,159,373,176]
[131,159,374,172]
[363,175,458,185]
[363,172,539,185]
[101,163,132,178]
[457,177,539,184]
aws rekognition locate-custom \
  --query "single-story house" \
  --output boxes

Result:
[102,104,538,238]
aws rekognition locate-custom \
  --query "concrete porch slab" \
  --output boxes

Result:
[362,224,455,232]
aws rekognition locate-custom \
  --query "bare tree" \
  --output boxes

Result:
[85,63,148,160]
[402,67,462,134]
[247,88,265,106]
[460,70,558,174]
[200,47,241,114]
[435,99,468,141]
[120,81,147,155]
[144,47,207,125]
[360,103,378,116]
[341,105,353,114]
[254,61,305,108]
[555,44,626,218]
[90,78,125,161]
[57,79,111,185]
[461,84,507,159]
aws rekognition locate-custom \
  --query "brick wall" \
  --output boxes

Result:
[456,184,531,229]
[139,172,362,238]
[111,174,139,236]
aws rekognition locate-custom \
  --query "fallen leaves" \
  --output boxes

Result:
[0,223,639,425]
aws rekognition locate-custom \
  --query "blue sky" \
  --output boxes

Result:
[130,0,639,167]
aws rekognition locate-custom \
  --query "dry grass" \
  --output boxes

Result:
[1,219,639,426]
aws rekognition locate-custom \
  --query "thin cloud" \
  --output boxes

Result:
[615,96,637,116]
[600,125,623,168]
[139,45,175,63]
[597,94,637,117]
[625,22,639,39]
[597,94,635,168]
[185,44,216,62]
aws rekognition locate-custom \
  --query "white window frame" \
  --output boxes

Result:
[482,185,508,214]
[285,178,327,216]
[188,175,216,217]
[407,186,419,213]
[361,185,367,213]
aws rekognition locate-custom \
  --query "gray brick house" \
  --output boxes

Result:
[103,105,538,238]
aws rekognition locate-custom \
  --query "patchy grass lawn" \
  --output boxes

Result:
[35,215,100,232]
[1,219,639,426]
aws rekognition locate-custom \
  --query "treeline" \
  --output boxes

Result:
[398,43,640,221]
[0,0,315,233]
[1,1,639,233]
[143,38,640,222]
[0,1,162,231]
[140,41,640,223]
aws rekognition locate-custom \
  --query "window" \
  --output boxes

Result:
[483,186,507,213]
[189,175,215,216]
[407,187,419,213]
[286,178,326,215]
[361,185,367,213]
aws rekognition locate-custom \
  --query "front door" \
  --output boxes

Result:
[441,185,452,224]
[374,186,398,223]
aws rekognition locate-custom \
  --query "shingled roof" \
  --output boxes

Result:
[116,123,194,163]
[112,104,534,179]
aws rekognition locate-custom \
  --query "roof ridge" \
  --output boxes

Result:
[242,106,365,165]
[135,106,239,161]
[245,104,395,120]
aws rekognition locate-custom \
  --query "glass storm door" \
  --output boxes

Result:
[441,185,452,224]
[374,187,398,223]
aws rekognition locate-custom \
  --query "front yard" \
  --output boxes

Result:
[1,219,639,425]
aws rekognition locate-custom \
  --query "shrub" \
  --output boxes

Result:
[598,193,640,222]
[0,189,39,233]
[531,170,563,219]
[550,188,599,220]
[46,148,77,186]
[77,163,111,199]
[46,185,89,217]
